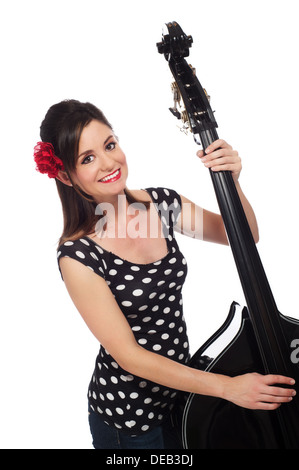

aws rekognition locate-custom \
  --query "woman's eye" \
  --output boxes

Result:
[106,142,116,151]
[82,155,94,165]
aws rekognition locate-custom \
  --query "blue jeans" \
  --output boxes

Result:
[88,406,182,449]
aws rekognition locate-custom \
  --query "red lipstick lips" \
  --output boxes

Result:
[99,168,121,183]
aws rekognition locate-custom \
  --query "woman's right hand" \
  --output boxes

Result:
[223,373,296,410]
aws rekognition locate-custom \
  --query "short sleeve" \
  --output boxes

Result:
[145,187,182,229]
[57,237,106,280]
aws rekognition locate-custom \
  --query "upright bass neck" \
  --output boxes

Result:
[157,21,293,378]
[202,128,290,376]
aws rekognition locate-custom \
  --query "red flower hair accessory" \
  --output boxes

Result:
[34,141,64,178]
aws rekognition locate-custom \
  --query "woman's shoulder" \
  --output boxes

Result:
[131,188,182,226]
[132,187,181,205]
[57,236,107,279]
[57,236,107,262]
[57,236,90,252]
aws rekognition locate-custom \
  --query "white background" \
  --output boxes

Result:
[0,0,298,449]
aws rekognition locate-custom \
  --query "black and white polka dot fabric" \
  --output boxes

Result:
[57,188,190,436]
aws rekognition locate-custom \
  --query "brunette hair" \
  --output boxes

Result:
[40,99,140,245]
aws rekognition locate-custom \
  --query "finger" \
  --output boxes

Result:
[209,165,237,173]
[196,149,205,158]
[204,160,240,174]
[261,385,296,398]
[205,152,241,165]
[264,375,296,386]
[204,149,238,162]
[260,393,294,403]
[205,139,232,153]
[255,402,281,411]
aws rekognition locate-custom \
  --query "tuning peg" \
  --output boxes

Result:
[169,107,181,119]
[156,40,166,54]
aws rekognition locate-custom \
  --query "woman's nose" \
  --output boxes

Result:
[98,152,114,171]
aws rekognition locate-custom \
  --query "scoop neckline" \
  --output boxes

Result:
[84,235,172,267]
[84,187,175,266]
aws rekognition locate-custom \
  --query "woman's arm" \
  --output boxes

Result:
[175,139,259,244]
[60,257,295,410]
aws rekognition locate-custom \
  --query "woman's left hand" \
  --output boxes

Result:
[197,139,242,182]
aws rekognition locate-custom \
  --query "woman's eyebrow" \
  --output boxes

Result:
[77,135,114,159]
[77,149,92,160]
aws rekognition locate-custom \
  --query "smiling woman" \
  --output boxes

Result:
[34,98,296,450]
[67,120,128,202]
[39,100,145,244]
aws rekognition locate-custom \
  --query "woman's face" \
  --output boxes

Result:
[71,119,128,203]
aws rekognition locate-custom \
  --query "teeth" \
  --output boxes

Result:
[100,169,120,182]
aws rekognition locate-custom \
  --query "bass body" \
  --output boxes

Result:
[178,302,299,449]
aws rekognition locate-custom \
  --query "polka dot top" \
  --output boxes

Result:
[57,187,190,435]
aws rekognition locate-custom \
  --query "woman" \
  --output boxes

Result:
[34,99,295,449]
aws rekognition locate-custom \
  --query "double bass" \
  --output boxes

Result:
[157,21,299,449]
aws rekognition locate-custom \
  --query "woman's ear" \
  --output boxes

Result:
[56,170,73,186]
